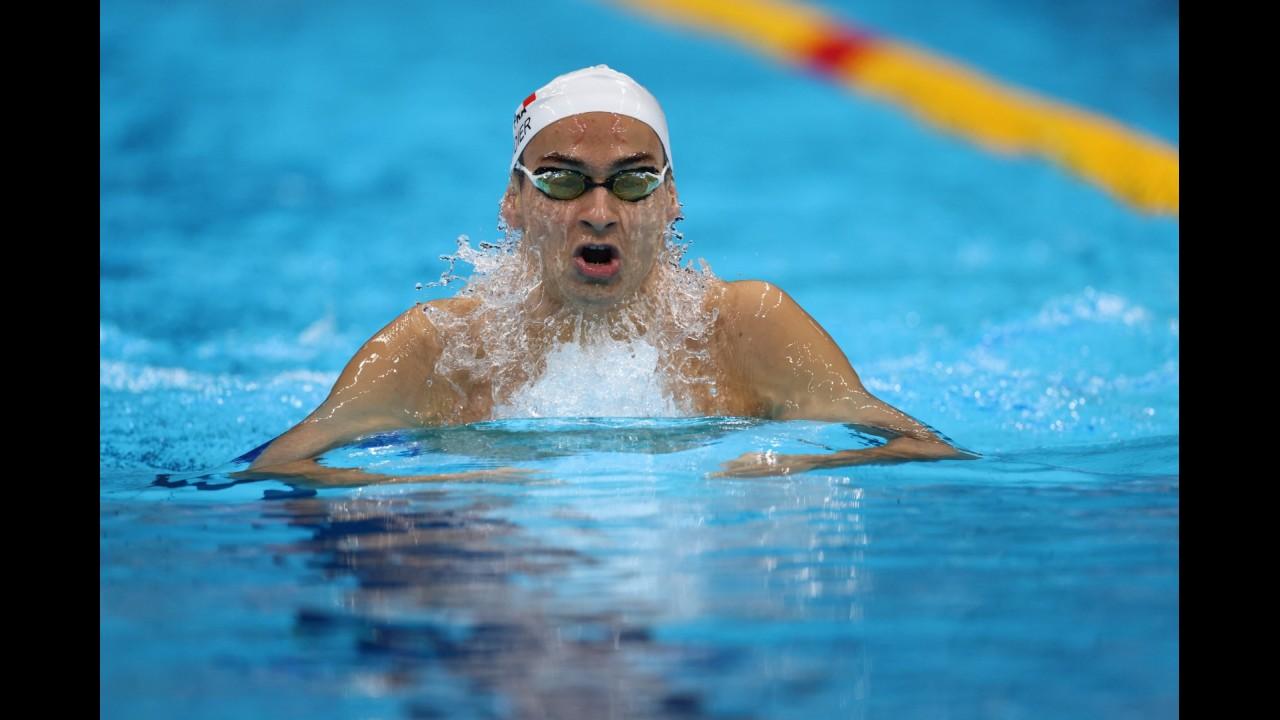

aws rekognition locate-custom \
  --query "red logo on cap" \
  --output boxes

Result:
[522,92,537,108]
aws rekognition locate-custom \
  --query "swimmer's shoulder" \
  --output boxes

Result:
[712,279,841,352]
[711,279,804,326]
[418,296,482,318]
[361,299,481,358]
[718,278,788,300]
[396,298,481,331]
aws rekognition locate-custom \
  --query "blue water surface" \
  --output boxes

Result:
[101,1,1178,718]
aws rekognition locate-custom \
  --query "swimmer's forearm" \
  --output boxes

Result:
[248,427,343,472]
[817,436,977,468]
[234,458,393,487]
[233,458,530,488]
[713,436,975,478]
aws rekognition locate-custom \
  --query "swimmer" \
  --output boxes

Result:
[240,65,976,485]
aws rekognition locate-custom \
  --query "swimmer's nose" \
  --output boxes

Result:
[577,187,619,234]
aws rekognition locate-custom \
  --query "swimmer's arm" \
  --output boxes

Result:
[715,281,975,477]
[233,457,531,489]
[238,304,489,486]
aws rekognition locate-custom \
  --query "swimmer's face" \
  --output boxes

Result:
[501,112,679,311]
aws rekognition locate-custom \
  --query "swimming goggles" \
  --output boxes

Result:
[514,162,669,202]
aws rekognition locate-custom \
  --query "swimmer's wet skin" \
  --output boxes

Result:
[236,65,976,487]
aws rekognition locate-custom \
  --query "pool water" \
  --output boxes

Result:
[100,0,1178,717]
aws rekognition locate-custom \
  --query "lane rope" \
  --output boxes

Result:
[614,0,1178,215]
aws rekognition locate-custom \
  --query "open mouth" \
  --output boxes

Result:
[573,243,622,280]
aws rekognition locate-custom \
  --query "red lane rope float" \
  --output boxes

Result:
[613,0,1178,216]
[805,28,876,73]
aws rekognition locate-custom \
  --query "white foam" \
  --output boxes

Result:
[494,337,683,419]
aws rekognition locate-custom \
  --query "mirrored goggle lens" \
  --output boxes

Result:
[534,171,588,200]
[532,169,663,201]
[610,172,663,201]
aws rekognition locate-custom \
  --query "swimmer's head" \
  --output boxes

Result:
[510,65,673,172]
[501,67,680,313]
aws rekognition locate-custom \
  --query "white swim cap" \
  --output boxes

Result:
[511,65,673,172]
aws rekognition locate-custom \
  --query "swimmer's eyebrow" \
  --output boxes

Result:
[537,151,587,168]
[536,151,659,171]
[608,152,657,170]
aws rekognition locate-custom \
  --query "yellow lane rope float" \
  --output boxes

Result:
[613,0,1178,215]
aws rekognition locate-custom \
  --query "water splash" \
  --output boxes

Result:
[421,223,719,419]
[494,336,681,418]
